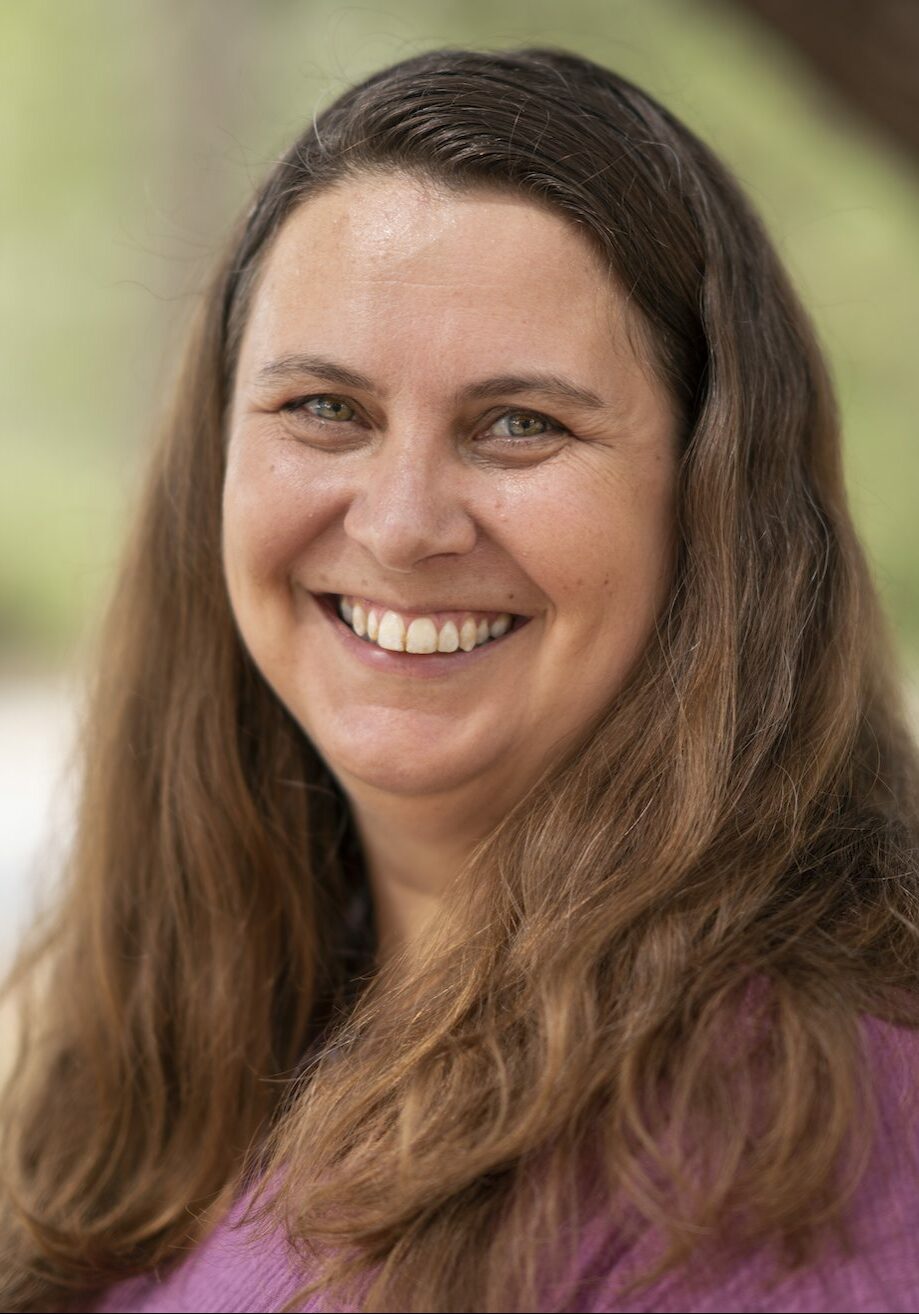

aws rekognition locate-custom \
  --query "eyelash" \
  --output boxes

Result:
[279,394,570,441]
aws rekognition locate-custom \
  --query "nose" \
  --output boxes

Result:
[342,434,478,571]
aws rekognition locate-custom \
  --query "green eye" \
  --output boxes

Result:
[489,410,563,439]
[507,413,545,436]
[282,394,357,423]
[304,395,356,421]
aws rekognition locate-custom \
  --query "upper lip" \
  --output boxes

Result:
[318,591,528,617]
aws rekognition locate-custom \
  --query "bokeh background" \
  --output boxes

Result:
[2,0,918,951]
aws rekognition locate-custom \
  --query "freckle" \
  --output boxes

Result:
[508,592,515,600]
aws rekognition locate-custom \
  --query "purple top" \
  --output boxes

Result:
[92,1016,919,1313]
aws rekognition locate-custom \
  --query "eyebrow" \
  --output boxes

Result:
[252,353,610,412]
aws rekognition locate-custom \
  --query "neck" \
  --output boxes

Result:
[345,778,512,967]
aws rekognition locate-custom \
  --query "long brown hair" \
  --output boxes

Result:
[3,47,918,1313]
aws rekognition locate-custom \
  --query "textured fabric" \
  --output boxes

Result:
[90,1016,919,1313]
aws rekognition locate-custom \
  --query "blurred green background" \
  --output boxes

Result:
[2,0,918,674]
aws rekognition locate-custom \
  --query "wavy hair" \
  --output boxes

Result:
[2,47,919,1313]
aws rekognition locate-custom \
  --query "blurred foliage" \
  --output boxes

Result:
[2,0,917,667]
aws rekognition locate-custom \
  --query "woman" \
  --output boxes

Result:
[2,46,918,1313]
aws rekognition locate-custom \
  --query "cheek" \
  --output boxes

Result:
[509,473,677,627]
[221,438,332,592]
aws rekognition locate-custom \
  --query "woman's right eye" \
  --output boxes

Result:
[282,394,357,423]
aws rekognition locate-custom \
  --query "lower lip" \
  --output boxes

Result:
[312,594,533,679]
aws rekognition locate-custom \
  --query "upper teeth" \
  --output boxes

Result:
[338,596,514,653]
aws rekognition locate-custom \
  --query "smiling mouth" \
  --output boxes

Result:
[318,593,531,655]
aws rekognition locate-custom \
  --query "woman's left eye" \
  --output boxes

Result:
[282,394,357,422]
[485,410,566,440]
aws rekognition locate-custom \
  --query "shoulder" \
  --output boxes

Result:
[89,1184,313,1314]
[574,1015,919,1314]
[848,1014,919,1246]
[859,1011,919,1100]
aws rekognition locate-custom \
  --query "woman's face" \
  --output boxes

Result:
[224,173,679,812]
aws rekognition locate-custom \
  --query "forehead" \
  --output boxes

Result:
[235,173,647,395]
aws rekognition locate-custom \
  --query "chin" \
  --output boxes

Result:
[290,699,506,800]
[340,751,487,798]
[312,730,494,800]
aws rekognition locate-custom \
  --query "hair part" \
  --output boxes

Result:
[2,46,919,1313]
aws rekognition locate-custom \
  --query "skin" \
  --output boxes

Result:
[223,173,680,961]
